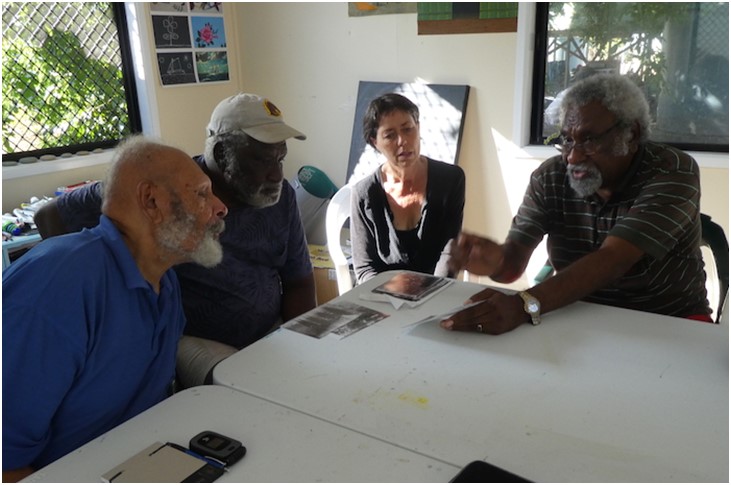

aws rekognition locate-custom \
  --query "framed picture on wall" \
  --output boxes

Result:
[150,2,229,86]
[417,2,518,34]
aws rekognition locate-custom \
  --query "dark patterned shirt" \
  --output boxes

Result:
[57,180,103,232]
[176,162,312,347]
[508,142,710,318]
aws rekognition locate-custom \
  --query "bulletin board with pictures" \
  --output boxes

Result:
[150,2,229,86]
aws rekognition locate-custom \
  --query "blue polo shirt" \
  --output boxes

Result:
[2,216,185,470]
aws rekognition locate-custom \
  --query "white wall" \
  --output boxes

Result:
[3,2,727,252]
[234,2,525,241]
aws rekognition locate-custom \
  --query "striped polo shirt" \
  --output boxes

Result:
[508,142,711,318]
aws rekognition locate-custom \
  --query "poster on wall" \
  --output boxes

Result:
[417,2,518,35]
[150,2,229,86]
[347,3,417,17]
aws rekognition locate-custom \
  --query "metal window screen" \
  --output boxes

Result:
[534,2,728,152]
[2,2,134,159]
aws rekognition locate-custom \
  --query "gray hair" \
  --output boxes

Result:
[103,134,172,209]
[204,131,251,171]
[560,73,651,142]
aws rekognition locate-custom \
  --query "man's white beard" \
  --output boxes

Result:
[567,164,602,198]
[157,203,225,268]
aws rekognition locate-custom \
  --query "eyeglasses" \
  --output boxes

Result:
[554,120,624,155]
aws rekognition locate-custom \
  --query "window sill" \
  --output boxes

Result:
[2,150,114,180]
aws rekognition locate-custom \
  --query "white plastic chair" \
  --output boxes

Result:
[326,184,354,295]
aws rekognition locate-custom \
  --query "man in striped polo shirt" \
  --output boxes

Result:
[442,73,711,335]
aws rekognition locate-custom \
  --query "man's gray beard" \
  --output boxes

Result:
[567,138,630,197]
[228,177,282,208]
[244,182,282,208]
[567,164,602,198]
[222,154,283,208]
[157,203,225,268]
[189,221,225,267]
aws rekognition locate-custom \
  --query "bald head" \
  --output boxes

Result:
[102,135,193,215]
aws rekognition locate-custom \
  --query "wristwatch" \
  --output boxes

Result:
[518,291,541,325]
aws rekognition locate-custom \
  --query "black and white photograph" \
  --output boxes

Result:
[283,301,388,339]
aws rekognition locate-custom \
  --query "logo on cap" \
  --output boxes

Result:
[263,99,282,118]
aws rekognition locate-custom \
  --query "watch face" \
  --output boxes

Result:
[528,301,539,313]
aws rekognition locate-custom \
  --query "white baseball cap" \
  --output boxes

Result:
[206,93,306,143]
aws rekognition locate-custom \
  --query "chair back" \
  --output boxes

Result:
[326,184,354,295]
[700,213,729,323]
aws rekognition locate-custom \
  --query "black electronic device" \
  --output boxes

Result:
[450,460,531,483]
[189,431,246,467]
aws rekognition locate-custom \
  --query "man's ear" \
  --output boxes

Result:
[629,120,642,146]
[212,142,225,166]
[138,180,164,224]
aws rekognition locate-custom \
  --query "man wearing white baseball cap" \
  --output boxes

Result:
[35,93,317,388]
[206,93,306,143]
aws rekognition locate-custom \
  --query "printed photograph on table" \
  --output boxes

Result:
[372,271,451,302]
[149,3,229,86]
[284,301,389,339]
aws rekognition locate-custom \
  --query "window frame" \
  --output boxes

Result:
[512,3,728,169]
[1,2,143,163]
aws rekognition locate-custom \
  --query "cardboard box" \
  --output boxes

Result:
[313,267,340,305]
[309,244,340,305]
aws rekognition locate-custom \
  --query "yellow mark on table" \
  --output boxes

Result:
[353,388,430,410]
[398,392,429,409]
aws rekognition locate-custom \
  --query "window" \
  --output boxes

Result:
[2,2,141,162]
[530,2,729,153]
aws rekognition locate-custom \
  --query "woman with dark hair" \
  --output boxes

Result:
[350,93,465,283]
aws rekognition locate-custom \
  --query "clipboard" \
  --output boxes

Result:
[101,442,224,483]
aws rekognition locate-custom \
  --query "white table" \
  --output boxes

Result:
[22,386,459,483]
[2,232,42,269]
[214,270,729,483]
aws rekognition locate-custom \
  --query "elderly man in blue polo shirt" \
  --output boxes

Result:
[2,136,228,482]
